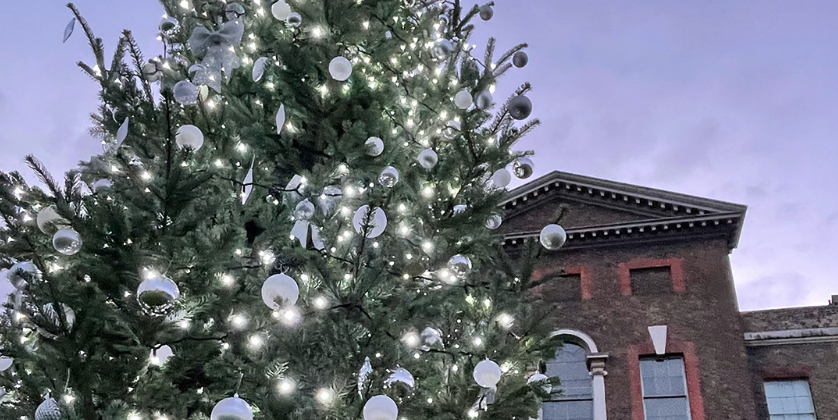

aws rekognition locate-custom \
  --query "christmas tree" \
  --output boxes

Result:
[0,1,567,418]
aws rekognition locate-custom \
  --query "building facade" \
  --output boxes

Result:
[502,171,838,420]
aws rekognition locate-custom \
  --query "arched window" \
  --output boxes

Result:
[543,342,594,420]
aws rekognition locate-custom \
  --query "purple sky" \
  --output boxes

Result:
[2,1,837,310]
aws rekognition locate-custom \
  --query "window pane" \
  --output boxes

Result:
[640,358,687,397]
[543,400,594,420]
[764,380,816,417]
[643,397,690,420]
[546,343,593,398]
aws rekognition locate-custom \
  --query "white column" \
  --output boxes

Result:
[588,354,609,420]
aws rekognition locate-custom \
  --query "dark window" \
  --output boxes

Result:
[543,273,582,302]
[630,266,672,295]
[640,357,691,420]
[543,342,593,420]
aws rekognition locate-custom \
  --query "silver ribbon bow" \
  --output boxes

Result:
[188,21,244,93]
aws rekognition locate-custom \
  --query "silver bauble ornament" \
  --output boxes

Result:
[7,261,40,290]
[173,80,199,105]
[475,90,493,110]
[294,199,316,221]
[92,179,112,192]
[35,398,62,420]
[431,39,455,61]
[329,56,353,81]
[159,16,180,36]
[539,224,567,250]
[211,394,253,420]
[508,95,532,120]
[37,206,68,234]
[473,359,502,388]
[225,3,246,21]
[486,215,503,230]
[271,0,292,20]
[513,157,534,179]
[454,90,473,109]
[379,166,400,188]
[363,395,398,420]
[385,367,416,390]
[527,373,552,393]
[365,137,385,156]
[286,12,302,27]
[513,51,529,68]
[261,273,300,309]
[447,254,472,277]
[176,125,204,151]
[137,274,181,315]
[353,205,387,238]
[0,356,12,372]
[52,228,82,255]
[417,149,438,169]
[479,4,494,20]
[420,327,442,348]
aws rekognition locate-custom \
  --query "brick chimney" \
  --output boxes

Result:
[831,295,838,305]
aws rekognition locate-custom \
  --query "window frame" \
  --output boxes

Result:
[763,379,817,419]
[639,356,692,420]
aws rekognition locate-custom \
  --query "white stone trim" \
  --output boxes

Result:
[744,327,838,346]
[550,329,599,353]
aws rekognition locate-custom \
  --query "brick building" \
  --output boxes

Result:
[502,171,838,420]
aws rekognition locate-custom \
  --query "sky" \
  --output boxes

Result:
[1,1,837,310]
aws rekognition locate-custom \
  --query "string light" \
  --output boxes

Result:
[278,378,295,395]
[315,388,335,405]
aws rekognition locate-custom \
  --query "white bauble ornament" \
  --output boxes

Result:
[286,12,302,27]
[454,90,473,109]
[173,80,199,105]
[479,4,494,20]
[92,179,112,192]
[252,57,269,82]
[417,149,438,169]
[261,273,300,309]
[363,395,398,420]
[0,357,12,372]
[211,395,253,420]
[447,254,472,277]
[353,205,387,238]
[539,224,567,250]
[271,0,292,20]
[37,206,68,234]
[431,39,455,61]
[475,90,493,110]
[490,169,512,189]
[379,166,400,188]
[329,56,353,81]
[486,215,503,230]
[513,157,534,179]
[151,344,174,366]
[513,51,529,68]
[137,274,181,314]
[52,228,82,255]
[7,261,40,290]
[527,373,552,393]
[35,397,62,420]
[473,359,502,388]
[508,95,533,120]
[365,137,384,156]
[176,125,204,151]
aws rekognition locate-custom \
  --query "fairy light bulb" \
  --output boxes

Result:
[278,378,295,395]
[315,388,334,405]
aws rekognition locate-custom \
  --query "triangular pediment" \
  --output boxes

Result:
[501,171,747,250]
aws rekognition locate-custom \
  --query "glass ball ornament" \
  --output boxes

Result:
[385,367,416,390]
[35,397,62,420]
[0,356,12,372]
[7,261,40,290]
[353,205,388,238]
[479,4,494,20]
[475,90,493,110]
[454,90,473,109]
[418,149,438,169]
[365,137,385,156]
[486,214,503,230]
[539,224,567,250]
[173,80,199,105]
[363,395,399,420]
[379,166,400,188]
[431,39,455,61]
[261,273,300,309]
[513,51,529,68]
[211,394,253,420]
[137,273,181,315]
[329,56,353,81]
[158,16,180,36]
[92,179,112,192]
[286,12,302,27]
[447,254,472,277]
[37,206,68,234]
[225,3,246,21]
[527,373,552,394]
[473,359,502,388]
[294,199,316,221]
[508,95,533,120]
[176,125,204,151]
[52,228,82,255]
[490,168,512,189]
[514,157,534,179]
[271,0,292,20]
[420,327,442,348]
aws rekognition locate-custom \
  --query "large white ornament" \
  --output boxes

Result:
[92,179,112,192]
[0,357,12,372]
[527,373,552,393]
[271,0,292,20]
[276,104,286,134]
[151,345,174,366]
[363,395,398,420]
[353,205,387,238]
[137,273,181,315]
[490,169,512,189]
[252,57,269,82]
[329,57,353,81]
[176,125,204,151]
[417,149,438,169]
[539,224,567,250]
[173,80,199,105]
[37,206,68,234]
[52,228,82,255]
[454,90,473,109]
[211,394,253,420]
[35,397,62,420]
[365,137,384,156]
[261,273,300,309]
[116,117,129,147]
[473,359,502,388]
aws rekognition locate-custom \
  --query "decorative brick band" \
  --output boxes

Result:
[618,257,685,296]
